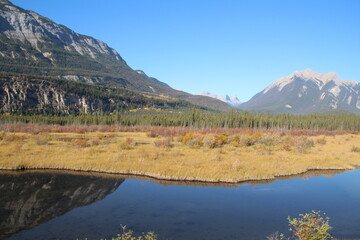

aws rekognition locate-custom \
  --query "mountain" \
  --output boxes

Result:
[240,69,360,115]
[0,72,201,114]
[195,92,241,107]
[0,172,123,239]
[0,0,233,113]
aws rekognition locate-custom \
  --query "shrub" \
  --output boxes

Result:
[147,130,158,138]
[187,136,203,148]
[0,131,4,140]
[125,138,134,145]
[251,132,264,143]
[96,133,105,140]
[36,135,51,145]
[102,135,115,144]
[88,138,100,146]
[259,134,276,146]
[154,137,174,148]
[202,134,228,148]
[316,137,327,145]
[351,146,360,153]
[74,138,89,148]
[280,144,292,151]
[238,135,255,147]
[182,133,195,144]
[280,135,296,146]
[295,137,314,153]
[120,138,135,150]
[228,134,240,144]
[182,133,202,148]
[288,211,332,240]
[202,134,217,148]
[216,135,228,147]
[75,128,86,134]
[266,232,281,240]
[90,225,157,240]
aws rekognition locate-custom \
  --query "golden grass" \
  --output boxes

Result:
[0,131,359,183]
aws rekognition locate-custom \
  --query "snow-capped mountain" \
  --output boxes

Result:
[195,92,241,107]
[240,69,360,115]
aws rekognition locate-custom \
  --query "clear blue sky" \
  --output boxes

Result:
[12,0,360,102]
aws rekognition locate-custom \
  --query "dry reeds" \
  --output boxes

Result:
[0,129,359,183]
[351,146,360,153]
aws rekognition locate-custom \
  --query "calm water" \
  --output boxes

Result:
[1,170,360,240]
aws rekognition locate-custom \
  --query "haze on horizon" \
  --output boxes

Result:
[11,0,360,102]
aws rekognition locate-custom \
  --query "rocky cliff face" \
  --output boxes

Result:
[0,172,124,239]
[0,0,124,64]
[0,73,198,114]
[1,76,74,113]
[0,75,119,114]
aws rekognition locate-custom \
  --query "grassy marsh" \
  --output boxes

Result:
[0,125,359,183]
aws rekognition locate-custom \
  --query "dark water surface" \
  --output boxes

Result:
[1,170,360,240]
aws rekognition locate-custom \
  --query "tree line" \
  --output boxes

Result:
[1,110,359,131]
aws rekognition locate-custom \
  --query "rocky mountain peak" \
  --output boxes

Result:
[240,69,360,115]
[293,69,341,85]
[195,92,241,107]
[264,69,346,94]
[0,0,11,5]
[0,2,123,63]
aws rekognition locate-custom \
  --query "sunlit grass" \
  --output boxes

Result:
[0,129,359,183]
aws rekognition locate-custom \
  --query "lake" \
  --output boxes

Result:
[1,169,360,240]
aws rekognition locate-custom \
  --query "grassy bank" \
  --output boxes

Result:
[0,125,359,183]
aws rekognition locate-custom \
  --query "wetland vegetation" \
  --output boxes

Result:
[0,123,359,183]
[98,211,333,240]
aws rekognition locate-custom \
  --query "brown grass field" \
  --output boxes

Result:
[0,124,359,183]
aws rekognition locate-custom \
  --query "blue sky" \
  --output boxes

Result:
[12,0,360,102]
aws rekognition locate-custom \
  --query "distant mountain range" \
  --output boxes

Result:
[0,0,232,114]
[239,69,360,115]
[195,92,241,107]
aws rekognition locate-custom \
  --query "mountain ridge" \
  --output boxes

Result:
[0,0,233,113]
[240,69,360,115]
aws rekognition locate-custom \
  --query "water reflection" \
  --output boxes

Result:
[1,169,360,240]
[0,172,123,239]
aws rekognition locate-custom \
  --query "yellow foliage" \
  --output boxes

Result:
[251,132,264,141]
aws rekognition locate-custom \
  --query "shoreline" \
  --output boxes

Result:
[0,166,352,185]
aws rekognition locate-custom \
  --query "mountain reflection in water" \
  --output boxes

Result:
[0,172,124,239]
[1,169,360,240]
